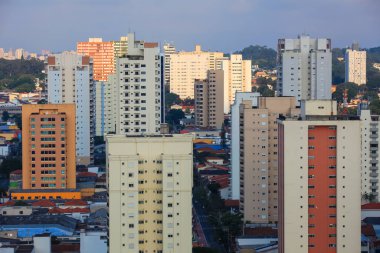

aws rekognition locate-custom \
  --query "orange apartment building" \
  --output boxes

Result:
[11,104,80,200]
[77,38,114,81]
[278,100,361,253]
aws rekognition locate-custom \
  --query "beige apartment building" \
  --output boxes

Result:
[163,43,176,86]
[194,70,224,129]
[169,45,224,99]
[106,134,193,253]
[221,54,252,113]
[278,100,361,253]
[345,43,367,85]
[239,97,299,224]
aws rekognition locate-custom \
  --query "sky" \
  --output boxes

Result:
[0,0,379,54]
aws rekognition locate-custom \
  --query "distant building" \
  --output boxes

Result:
[220,54,252,113]
[278,100,361,253]
[107,134,193,253]
[169,45,224,99]
[345,43,367,85]
[194,70,224,129]
[77,38,114,82]
[277,35,332,105]
[15,48,24,59]
[46,52,95,165]
[163,43,176,86]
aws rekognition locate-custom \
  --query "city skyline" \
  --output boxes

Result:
[0,0,379,53]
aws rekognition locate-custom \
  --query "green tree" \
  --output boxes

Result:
[14,200,29,206]
[166,109,185,125]
[2,111,9,121]
[332,82,359,103]
[369,99,380,115]
[13,114,22,130]
[0,158,22,179]
[235,45,277,69]
[37,99,47,104]
[165,93,181,107]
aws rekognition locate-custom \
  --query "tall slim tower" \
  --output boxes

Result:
[278,100,361,253]
[345,43,366,85]
[277,35,332,105]
[220,54,252,113]
[46,52,95,165]
[163,43,176,87]
[107,134,193,253]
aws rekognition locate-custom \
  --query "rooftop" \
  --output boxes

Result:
[0,215,77,230]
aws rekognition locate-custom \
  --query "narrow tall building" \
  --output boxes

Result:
[169,45,224,99]
[360,105,380,201]
[46,52,95,165]
[163,43,176,86]
[105,33,163,135]
[77,38,114,82]
[12,104,80,200]
[194,70,224,129]
[220,54,252,113]
[231,92,261,200]
[345,43,366,85]
[278,100,361,253]
[277,35,332,105]
[107,134,193,253]
[238,97,299,223]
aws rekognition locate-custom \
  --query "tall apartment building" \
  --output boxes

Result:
[113,36,128,58]
[95,81,106,136]
[194,70,224,129]
[46,52,95,165]
[220,54,252,113]
[360,105,380,201]
[163,43,176,86]
[105,33,163,134]
[77,38,114,82]
[107,134,193,253]
[231,92,261,200]
[278,100,361,253]
[169,45,224,99]
[13,104,80,200]
[345,43,366,85]
[238,97,299,223]
[15,48,24,59]
[277,35,332,105]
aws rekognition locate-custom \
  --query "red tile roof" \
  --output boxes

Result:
[64,199,88,206]
[0,200,16,207]
[224,199,239,207]
[31,200,55,207]
[48,207,90,214]
[362,224,376,237]
[362,203,380,210]
[10,170,22,175]
[77,172,97,177]
[244,227,278,237]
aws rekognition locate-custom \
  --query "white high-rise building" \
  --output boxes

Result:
[169,45,224,99]
[221,54,252,113]
[46,52,95,165]
[345,43,367,85]
[105,33,163,135]
[360,105,380,201]
[163,43,176,87]
[0,48,4,58]
[277,35,332,105]
[107,134,193,253]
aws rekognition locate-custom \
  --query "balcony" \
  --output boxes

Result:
[370,172,379,178]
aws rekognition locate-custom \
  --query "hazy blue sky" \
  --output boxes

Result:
[0,0,379,53]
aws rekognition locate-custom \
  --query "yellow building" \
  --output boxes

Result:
[107,134,193,253]
[169,45,224,99]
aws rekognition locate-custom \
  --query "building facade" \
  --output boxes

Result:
[106,134,193,253]
[105,33,163,135]
[278,100,361,253]
[360,106,380,201]
[345,43,366,85]
[77,38,114,82]
[220,54,252,113]
[46,52,95,165]
[169,45,224,99]
[238,97,299,224]
[21,104,76,191]
[163,43,176,87]
[277,35,332,105]
[231,92,261,200]
[194,70,224,129]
